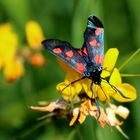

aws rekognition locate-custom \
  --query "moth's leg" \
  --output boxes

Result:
[62,76,86,92]
[101,78,129,99]
[90,82,100,119]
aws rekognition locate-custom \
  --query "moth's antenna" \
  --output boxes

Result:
[101,78,130,99]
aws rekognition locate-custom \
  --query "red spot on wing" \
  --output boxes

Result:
[65,50,74,57]
[53,48,62,54]
[76,62,85,73]
[95,28,102,36]
[97,42,101,48]
[89,39,97,46]
[77,50,82,56]
[66,57,71,60]
[94,53,103,65]
[83,47,88,55]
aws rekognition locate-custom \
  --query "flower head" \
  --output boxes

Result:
[0,23,24,81]
[26,21,44,49]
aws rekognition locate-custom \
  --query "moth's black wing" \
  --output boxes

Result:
[42,39,87,74]
[82,15,104,67]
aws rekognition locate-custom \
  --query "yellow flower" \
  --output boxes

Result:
[0,23,24,82]
[97,48,136,102]
[56,48,137,102]
[26,21,44,49]
[56,71,83,101]
[4,59,24,82]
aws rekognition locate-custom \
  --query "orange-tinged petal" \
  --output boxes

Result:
[26,21,44,49]
[103,48,119,72]
[57,58,75,73]
[69,113,79,126]
[97,88,107,101]
[31,100,66,112]
[65,71,82,84]
[109,68,122,85]
[78,112,86,124]
[29,53,46,67]
[98,108,111,128]
[69,108,79,126]
[111,83,137,102]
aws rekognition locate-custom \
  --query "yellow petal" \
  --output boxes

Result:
[0,23,12,33]
[101,70,110,78]
[109,68,122,85]
[111,83,137,102]
[103,48,119,72]
[0,25,18,64]
[56,81,82,101]
[26,21,44,49]
[96,84,111,102]
[56,68,83,100]
[82,78,94,98]
[4,59,24,82]
[0,59,3,69]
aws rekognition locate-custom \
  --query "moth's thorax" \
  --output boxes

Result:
[84,65,102,85]
[91,67,102,85]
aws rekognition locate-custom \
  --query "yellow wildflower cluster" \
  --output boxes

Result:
[0,20,45,82]
[0,24,24,82]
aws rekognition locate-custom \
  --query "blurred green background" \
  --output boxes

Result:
[0,0,140,140]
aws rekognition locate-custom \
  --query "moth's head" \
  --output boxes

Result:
[87,15,103,29]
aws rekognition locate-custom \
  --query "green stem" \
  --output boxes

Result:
[119,48,140,70]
